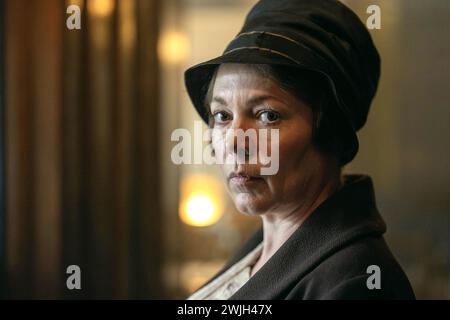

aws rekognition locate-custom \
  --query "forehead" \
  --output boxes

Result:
[210,64,309,110]
[212,64,276,95]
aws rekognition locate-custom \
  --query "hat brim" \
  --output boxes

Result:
[184,48,359,165]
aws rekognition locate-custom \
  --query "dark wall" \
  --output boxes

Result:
[345,0,450,299]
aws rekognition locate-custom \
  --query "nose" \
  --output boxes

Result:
[225,117,254,163]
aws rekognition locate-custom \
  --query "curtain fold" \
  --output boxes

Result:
[5,0,163,299]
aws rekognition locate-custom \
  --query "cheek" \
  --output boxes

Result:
[266,121,314,195]
[279,136,310,166]
[278,120,313,167]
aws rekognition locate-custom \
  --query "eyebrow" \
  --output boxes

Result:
[210,95,280,108]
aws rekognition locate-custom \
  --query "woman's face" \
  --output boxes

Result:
[210,63,330,216]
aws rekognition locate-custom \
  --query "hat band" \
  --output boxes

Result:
[224,46,301,64]
[223,31,328,71]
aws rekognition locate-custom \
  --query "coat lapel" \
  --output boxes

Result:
[228,174,386,299]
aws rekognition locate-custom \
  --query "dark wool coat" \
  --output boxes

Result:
[193,174,415,300]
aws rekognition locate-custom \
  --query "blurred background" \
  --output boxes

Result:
[0,0,449,299]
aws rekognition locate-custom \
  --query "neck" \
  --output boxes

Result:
[251,164,342,276]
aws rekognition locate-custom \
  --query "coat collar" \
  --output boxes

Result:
[206,174,386,299]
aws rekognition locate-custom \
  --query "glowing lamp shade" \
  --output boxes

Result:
[183,194,217,227]
[158,30,191,65]
[179,174,224,227]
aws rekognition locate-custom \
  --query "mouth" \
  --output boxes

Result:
[227,172,263,186]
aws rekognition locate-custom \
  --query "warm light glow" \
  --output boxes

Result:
[67,0,84,11]
[158,30,191,65]
[179,174,224,227]
[184,194,217,226]
[88,0,115,18]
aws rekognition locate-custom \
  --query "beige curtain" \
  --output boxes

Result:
[5,0,164,298]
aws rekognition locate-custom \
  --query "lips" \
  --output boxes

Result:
[227,171,263,185]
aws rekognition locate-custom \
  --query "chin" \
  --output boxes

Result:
[233,193,269,216]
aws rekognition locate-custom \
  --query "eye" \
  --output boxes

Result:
[213,111,232,124]
[259,110,280,124]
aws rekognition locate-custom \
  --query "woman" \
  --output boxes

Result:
[184,0,415,299]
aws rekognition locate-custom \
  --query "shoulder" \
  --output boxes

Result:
[286,236,415,300]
